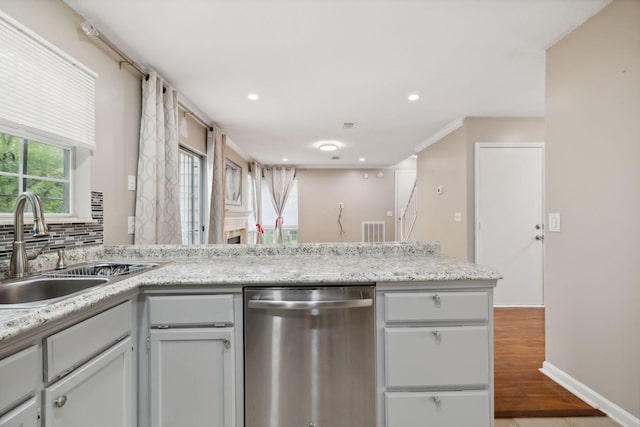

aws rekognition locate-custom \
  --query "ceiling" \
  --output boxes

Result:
[63,0,610,168]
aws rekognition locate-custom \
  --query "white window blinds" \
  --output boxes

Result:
[0,11,97,150]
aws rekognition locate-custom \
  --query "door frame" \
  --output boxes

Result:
[474,142,545,306]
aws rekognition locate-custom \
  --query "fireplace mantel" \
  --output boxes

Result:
[224,210,252,244]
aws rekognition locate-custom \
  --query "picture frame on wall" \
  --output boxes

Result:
[225,159,242,206]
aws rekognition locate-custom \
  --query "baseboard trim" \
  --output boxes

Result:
[540,361,640,427]
[494,304,545,308]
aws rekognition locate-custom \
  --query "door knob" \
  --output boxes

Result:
[536,235,544,241]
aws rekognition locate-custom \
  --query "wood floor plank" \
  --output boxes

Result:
[494,307,605,418]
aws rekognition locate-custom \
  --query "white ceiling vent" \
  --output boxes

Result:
[342,122,356,129]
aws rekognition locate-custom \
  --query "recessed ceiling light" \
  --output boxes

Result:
[282,157,288,162]
[408,94,420,101]
[248,93,259,101]
[359,157,366,162]
[319,143,338,152]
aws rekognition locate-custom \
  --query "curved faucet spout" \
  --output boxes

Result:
[10,191,50,278]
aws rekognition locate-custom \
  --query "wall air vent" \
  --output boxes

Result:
[342,122,356,129]
[331,156,340,160]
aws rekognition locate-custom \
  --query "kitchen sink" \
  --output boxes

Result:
[0,277,110,307]
[0,261,160,308]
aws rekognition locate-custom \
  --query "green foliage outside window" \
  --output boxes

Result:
[0,132,69,214]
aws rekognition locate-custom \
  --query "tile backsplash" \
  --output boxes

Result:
[0,191,104,260]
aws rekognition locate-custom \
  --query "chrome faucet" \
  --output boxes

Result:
[9,191,50,278]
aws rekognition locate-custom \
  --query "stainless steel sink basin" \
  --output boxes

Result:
[0,277,109,307]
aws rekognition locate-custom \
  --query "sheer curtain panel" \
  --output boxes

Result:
[251,162,264,244]
[134,71,182,244]
[208,126,226,244]
[263,166,296,244]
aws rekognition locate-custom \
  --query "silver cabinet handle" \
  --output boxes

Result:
[54,395,67,408]
[536,235,544,241]
[432,330,441,338]
[432,294,441,304]
[222,339,231,349]
[248,298,372,310]
[432,396,441,406]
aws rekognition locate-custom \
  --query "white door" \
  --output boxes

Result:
[475,143,544,306]
[395,171,416,240]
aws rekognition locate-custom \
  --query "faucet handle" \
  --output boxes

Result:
[56,249,67,270]
[27,240,50,260]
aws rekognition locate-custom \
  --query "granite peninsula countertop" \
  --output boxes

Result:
[0,242,501,344]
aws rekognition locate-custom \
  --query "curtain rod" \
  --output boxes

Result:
[81,20,213,131]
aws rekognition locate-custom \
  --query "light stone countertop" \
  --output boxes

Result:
[0,242,501,344]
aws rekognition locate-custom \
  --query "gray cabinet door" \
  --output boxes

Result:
[43,337,133,427]
[149,328,234,427]
[0,397,38,427]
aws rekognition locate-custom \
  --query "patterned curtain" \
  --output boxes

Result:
[207,127,226,244]
[134,70,182,245]
[263,166,296,244]
[251,162,264,244]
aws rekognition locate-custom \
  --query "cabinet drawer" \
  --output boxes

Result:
[0,346,38,414]
[385,326,489,388]
[0,397,38,427]
[148,295,234,326]
[385,391,490,427]
[45,301,132,381]
[385,291,488,322]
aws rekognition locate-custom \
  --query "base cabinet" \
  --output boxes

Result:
[43,337,133,427]
[149,328,235,427]
[377,286,494,427]
[0,398,38,427]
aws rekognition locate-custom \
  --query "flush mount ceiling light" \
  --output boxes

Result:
[248,93,259,101]
[359,157,366,162]
[408,93,420,101]
[282,157,289,162]
[318,143,339,152]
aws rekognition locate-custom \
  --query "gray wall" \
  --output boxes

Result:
[0,0,141,244]
[297,169,395,243]
[545,0,640,418]
[414,117,545,260]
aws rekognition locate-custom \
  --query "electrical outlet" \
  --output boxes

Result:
[339,203,345,209]
[128,175,136,191]
[454,212,462,222]
[127,216,135,234]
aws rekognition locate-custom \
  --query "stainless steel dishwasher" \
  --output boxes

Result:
[244,286,375,427]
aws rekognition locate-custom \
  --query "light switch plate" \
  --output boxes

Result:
[128,175,136,191]
[549,213,561,232]
[454,212,462,222]
[386,211,393,217]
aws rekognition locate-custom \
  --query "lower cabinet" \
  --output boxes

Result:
[377,286,494,427]
[0,398,38,427]
[149,328,235,427]
[43,337,133,427]
[144,294,240,427]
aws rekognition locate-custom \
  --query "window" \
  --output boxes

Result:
[179,148,203,244]
[261,179,298,244]
[0,131,70,214]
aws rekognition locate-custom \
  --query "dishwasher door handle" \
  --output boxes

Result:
[248,298,373,310]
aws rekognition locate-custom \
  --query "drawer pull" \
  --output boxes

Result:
[432,396,441,406]
[54,395,67,408]
[222,339,231,349]
[432,294,441,304]
[432,330,441,339]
